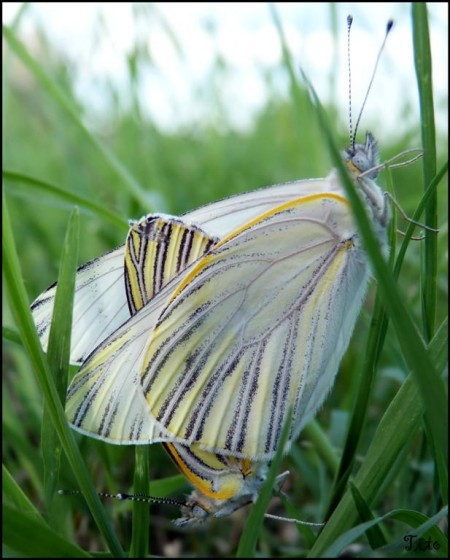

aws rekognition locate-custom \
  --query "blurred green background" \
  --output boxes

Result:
[3,2,448,558]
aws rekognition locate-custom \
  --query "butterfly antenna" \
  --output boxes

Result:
[353,19,394,146]
[264,512,325,527]
[347,15,354,151]
[59,489,186,507]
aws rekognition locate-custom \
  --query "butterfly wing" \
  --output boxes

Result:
[182,178,341,237]
[65,277,178,443]
[65,218,218,443]
[31,246,129,365]
[31,179,331,364]
[125,215,218,314]
[141,192,371,459]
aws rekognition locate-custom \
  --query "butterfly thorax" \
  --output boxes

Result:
[342,131,389,231]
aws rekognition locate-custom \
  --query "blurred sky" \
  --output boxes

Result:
[3,2,448,139]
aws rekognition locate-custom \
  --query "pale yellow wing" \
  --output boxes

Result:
[141,192,370,459]
[65,280,175,443]
[31,246,128,365]
[125,215,218,314]
[31,179,331,364]
[65,217,217,443]
[183,178,337,237]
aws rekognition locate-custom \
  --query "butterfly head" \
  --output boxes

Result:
[343,131,380,179]
[173,459,269,527]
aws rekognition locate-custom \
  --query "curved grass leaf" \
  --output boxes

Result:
[3,503,92,558]
[130,446,150,557]
[380,507,448,556]
[3,464,41,516]
[413,2,438,340]
[42,208,79,522]
[2,326,22,346]
[3,170,129,231]
[237,409,293,557]
[148,474,186,497]
[349,482,388,549]
[2,192,125,557]
[309,318,447,556]
[2,25,163,211]
[321,505,447,557]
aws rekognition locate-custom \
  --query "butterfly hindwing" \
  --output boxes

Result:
[125,215,218,313]
[65,217,218,443]
[141,188,370,459]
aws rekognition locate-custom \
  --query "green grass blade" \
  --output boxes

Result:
[321,506,448,557]
[2,192,125,557]
[3,414,44,494]
[412,1,447,503]
[3,463,41,516]
[148,474,186,497]
[2,25,161,211]
[327,294,388,517]
[46,208,79,397]
[380,507,448,556]
[3,503,92,558]
[129,446,150,558]
[237,409,293,557]
[322,516,388,557]
[309,318,447,556]
[348,482,387,549]
[3,170,129,231]
[41,208,79,522]
[307,76,448,471]
[2,326,22,346]
[394,161,448,279]
[302,420,340,477]
[412,3,438,340]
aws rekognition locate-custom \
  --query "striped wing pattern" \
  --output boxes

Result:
[125,215,259,503]
[163,442,253,500]
[125,215,218,314]
[141,193,370,459]
[31,246,129,365]
[30,178,332,366]
[65,283,174,443]
[65,218,218,443]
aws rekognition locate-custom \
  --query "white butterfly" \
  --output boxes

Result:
[30,13,398,524]
[31,129,389,524]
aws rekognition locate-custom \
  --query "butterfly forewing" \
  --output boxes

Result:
[183,178,342,237]
[65,283,173,443]
[141,191,370,459]
[125,215,271,518]
[31,246,129,365]
[31,178,332,364]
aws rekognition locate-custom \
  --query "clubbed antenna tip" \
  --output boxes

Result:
[347,15,394,151]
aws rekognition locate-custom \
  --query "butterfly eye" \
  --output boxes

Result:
[192,504,209,518]
[174,501,211,527]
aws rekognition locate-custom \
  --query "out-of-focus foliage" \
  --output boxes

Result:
[3,3,447,557]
